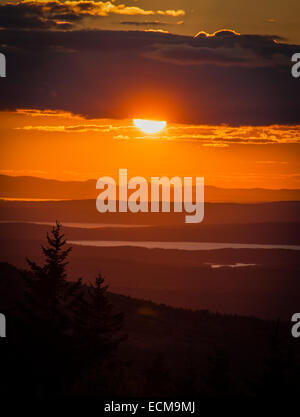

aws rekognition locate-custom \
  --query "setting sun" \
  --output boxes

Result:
[133,119,167,134]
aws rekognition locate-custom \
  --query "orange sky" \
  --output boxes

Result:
[1,109,300,189]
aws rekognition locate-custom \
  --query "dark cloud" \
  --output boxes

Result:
[145,31,290,68]
[0,27,299,125]
[0,2,79,30]
[0,1,185,30]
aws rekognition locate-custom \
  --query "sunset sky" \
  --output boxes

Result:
[0,0,300,189]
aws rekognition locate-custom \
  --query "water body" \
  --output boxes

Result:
[67,240,300,251]
[208,263,258,268]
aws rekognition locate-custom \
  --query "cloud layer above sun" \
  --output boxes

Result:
[0,0,299,125]
[1,22,299,125]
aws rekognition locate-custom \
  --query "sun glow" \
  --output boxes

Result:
[133,119,167,134]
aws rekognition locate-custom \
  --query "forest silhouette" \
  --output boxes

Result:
[0,222,299,398]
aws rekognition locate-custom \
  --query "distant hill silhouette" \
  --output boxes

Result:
[1,220,300,244]
[1,174,300,202]
[1,199,300,225]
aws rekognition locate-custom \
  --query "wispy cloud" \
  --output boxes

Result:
[0,1,185,30]
[15,109,80,118]
[255,160,288,165]
[149,125,300,145]
[15,117,300,146]
[15,124,115,133]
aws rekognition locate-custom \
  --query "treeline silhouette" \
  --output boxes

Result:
[0,223,299,398]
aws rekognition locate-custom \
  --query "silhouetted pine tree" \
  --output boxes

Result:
[22,221,82,334]
[73,273,125,367]
[17,222,126,396]
[20,221,82,396]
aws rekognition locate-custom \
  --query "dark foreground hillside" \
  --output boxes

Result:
[1,262,299,398]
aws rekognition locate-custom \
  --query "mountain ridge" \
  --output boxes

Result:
[1,174,300,202]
